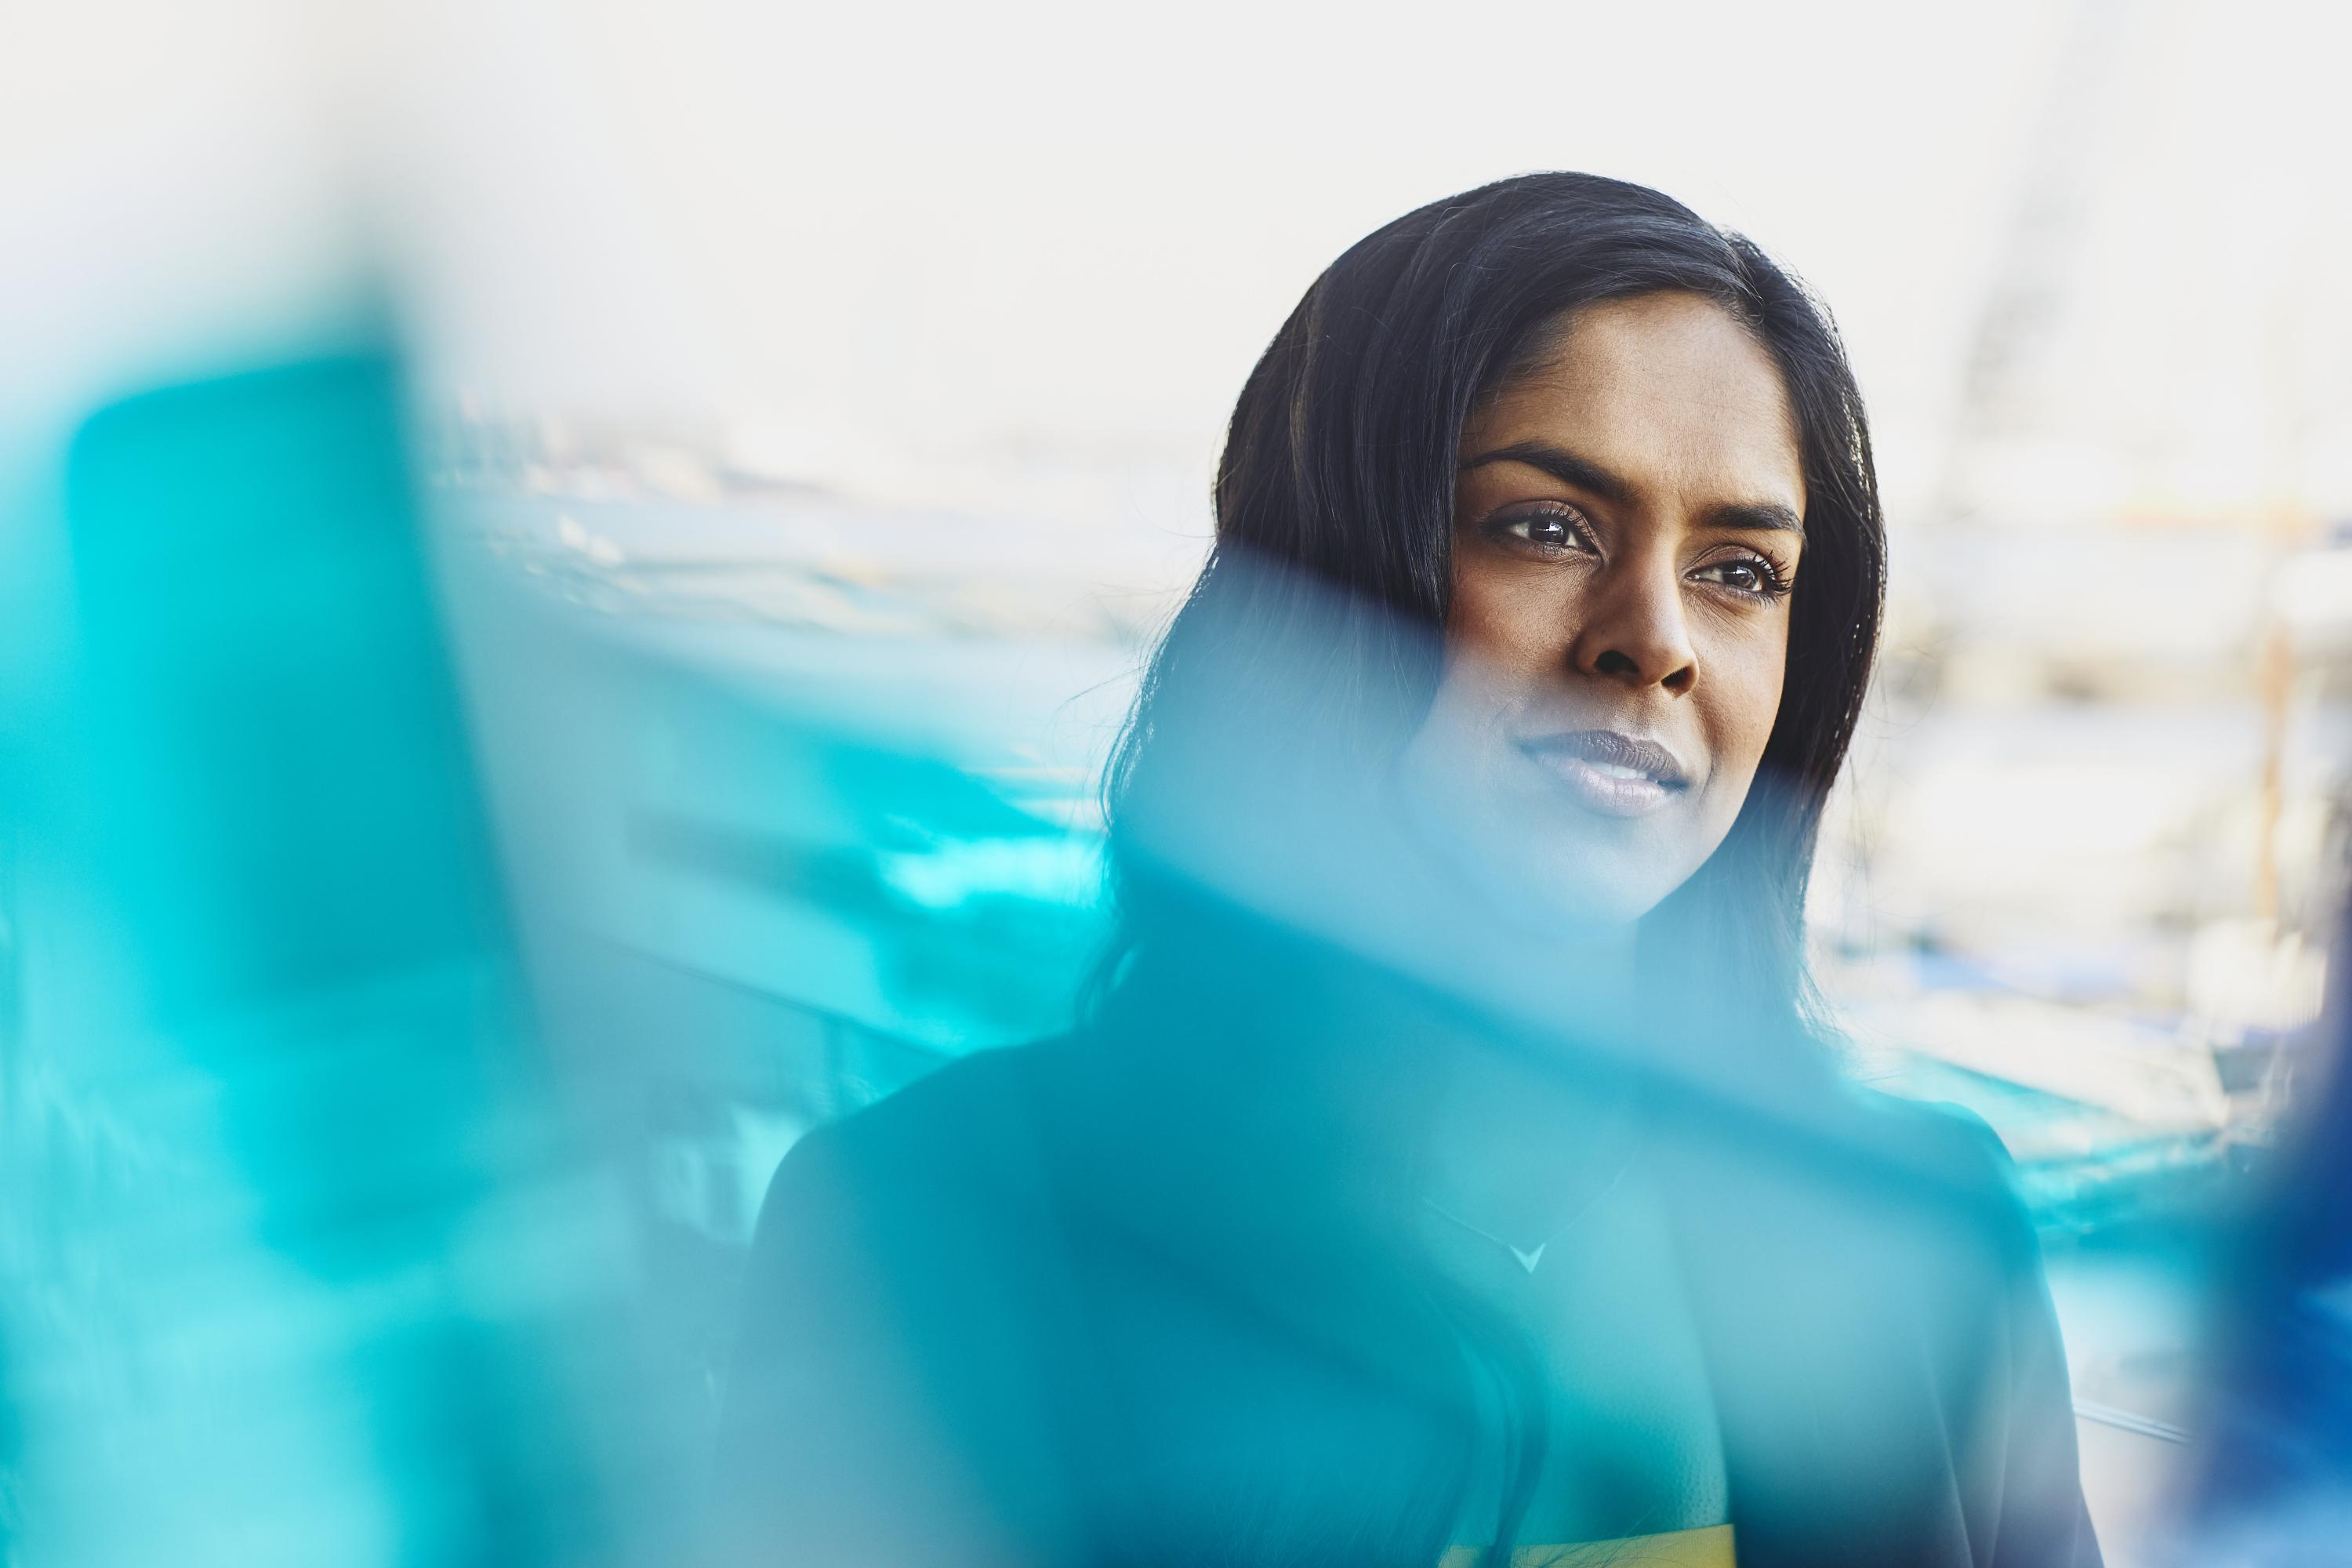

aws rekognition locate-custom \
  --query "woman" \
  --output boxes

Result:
[717,172,2100,1567]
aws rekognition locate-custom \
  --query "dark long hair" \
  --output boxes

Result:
[1090,172,1887,1562]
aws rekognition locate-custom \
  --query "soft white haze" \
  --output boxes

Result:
[9,0,2347,538]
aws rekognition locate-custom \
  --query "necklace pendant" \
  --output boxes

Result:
[1510,1242,1546,1273]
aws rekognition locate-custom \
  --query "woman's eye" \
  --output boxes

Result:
[1486,506,1593,554]
[1692,556,1788,597]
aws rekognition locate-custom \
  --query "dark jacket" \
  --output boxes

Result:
[717,1028,2101,1568]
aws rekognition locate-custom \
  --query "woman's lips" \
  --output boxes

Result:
[1516,731,1690,818]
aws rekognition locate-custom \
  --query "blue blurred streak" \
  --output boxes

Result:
[9,353,641,1568]
[2166,938,2352,1563]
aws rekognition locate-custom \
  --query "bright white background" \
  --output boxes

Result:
[9,0,2347,528]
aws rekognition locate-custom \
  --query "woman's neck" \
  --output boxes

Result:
[1412,918,1646,1246]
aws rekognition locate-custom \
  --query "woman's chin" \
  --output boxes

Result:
[1469,835,1675,931]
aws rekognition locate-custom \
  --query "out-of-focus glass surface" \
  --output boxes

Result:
[6,2,2351,1565]
[6,353,648,1567]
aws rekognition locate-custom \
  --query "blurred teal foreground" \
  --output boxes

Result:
[9,354,628,1567]
[0,347,2285,1567]
[0,347,1114,1566]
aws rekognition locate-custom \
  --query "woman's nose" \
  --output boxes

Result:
[1569,565,1698,694]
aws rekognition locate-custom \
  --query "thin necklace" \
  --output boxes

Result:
[1421,1160,1632,1275]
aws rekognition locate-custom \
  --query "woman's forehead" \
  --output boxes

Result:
[1467,295,1805,513]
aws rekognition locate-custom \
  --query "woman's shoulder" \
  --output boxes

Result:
[799,1034,1075,1155]
[1664,1071,2046,1311]
[747,1034,1093,1258]
[1843,1084,2032,1203]
[1809,1082,2049,1286]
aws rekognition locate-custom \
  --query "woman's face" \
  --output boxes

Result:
[1398,292,1806,926]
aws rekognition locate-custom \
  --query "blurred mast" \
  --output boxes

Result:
[2254,233,2321,932]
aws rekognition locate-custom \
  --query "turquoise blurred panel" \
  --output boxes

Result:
[12,352,644,1568]
[67,357,503,1018]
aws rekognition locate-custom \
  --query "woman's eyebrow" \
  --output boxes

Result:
[1704,500,1804,535]
[1461,439,1631,504]
[1462,438,1802,535]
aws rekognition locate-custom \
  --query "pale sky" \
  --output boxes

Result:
[5,0,2346,535]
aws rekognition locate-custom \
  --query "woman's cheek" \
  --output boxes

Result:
[1711,646,1788,777]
